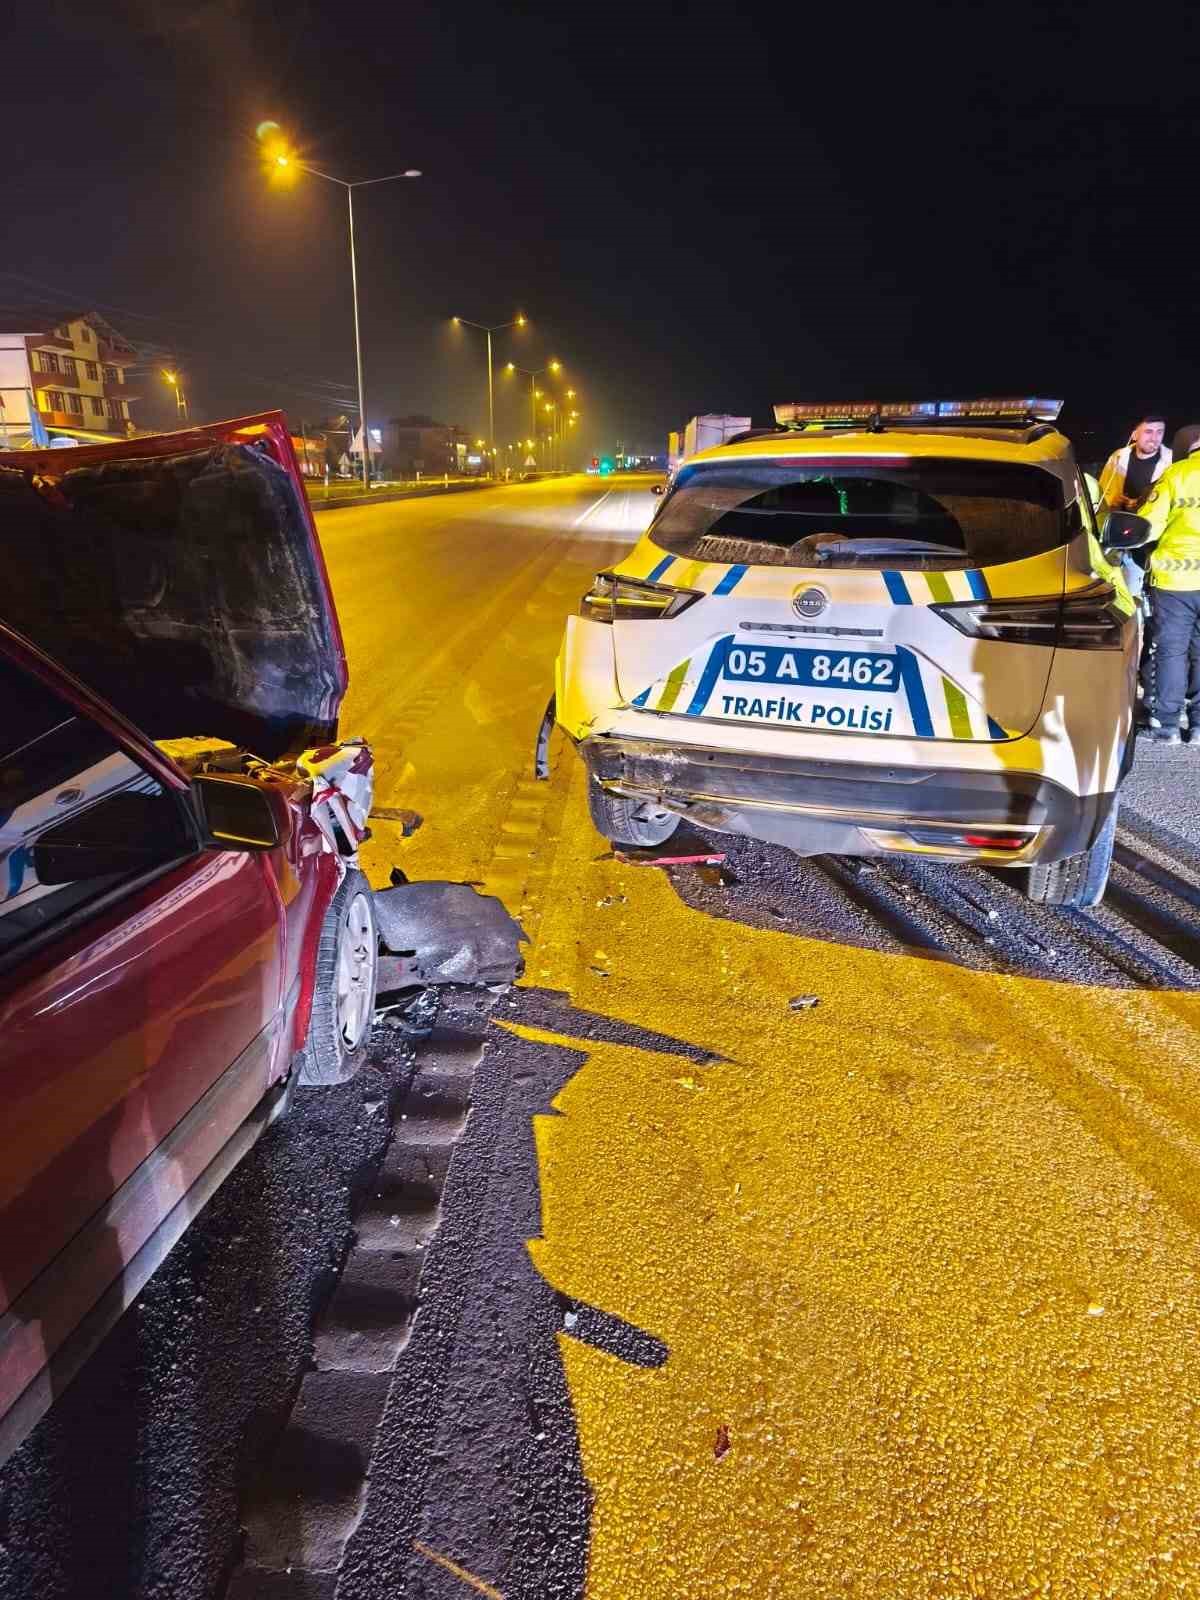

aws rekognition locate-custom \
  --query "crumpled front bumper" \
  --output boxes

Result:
[580,733,1115,862]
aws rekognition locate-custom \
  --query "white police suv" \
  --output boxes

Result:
[554,399,1138,908]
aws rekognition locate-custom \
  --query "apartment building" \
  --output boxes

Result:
[0,310,139,446]
[386,414,470,476]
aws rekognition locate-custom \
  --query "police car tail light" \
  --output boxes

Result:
[932,582,1124,650]
[580,572,703,623]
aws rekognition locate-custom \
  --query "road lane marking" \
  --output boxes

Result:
[413,1541,505,1598]
[572,489,614,526]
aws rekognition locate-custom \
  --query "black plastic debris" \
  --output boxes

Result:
[374,880,526,992]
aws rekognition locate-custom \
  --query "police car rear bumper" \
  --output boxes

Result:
[580,734,1116,862]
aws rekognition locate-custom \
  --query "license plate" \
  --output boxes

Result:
[723,643,898,693]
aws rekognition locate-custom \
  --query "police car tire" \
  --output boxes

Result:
[1025,802,1118,910]
[299,869,379,1086]
[587,783,680,848]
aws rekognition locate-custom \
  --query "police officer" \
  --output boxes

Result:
[1140,423,1200,744]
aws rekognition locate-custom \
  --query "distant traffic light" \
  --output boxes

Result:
[591,457,599,468]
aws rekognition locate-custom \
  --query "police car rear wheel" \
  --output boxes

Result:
[1025,802,1118,910]
[587,783,680,848]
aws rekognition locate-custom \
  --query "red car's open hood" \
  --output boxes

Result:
[0,414,347,761]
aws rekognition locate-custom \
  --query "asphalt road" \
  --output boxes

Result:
[3,473,1200,1599]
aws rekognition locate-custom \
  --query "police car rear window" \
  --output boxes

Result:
[651,459,1071,569]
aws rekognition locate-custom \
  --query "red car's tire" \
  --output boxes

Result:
[299,869,379,1086]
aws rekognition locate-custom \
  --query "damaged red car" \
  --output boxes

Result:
[0,414,379,1464]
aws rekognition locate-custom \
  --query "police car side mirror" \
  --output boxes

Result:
[1101,510,1152,550]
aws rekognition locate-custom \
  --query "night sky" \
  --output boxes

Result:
[5,0,1198,460]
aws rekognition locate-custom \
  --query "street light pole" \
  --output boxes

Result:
[272,152,422,492]
[161,368,189,422]
[452,315,526,474]
[486,327,494,468]
[345,184,369,491]
[544,400,560,471]
[502,360,562,472]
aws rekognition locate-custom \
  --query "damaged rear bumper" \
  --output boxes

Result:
[580,733,1115,862]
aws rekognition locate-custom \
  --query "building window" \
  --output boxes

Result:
[60,356,76,381]
[55,324,71,338]
[80,324,91,343]
[106,398,121,421]
[38,350,61,375]
[90,396,104,416]
[66,392,83,415]
[85,361,98,381]
[47,390,65,411]
[103,365,118,385]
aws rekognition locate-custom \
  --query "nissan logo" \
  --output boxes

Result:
[792,587,828,619]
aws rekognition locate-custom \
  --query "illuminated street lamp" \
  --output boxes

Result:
[265,129,421,491]
[161,368,189,422]
[503,359,562,444]
[451,314,527,467]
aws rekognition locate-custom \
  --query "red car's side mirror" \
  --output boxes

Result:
[193,775,289,851]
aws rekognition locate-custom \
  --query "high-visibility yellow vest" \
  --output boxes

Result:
[1141,454,1200,592]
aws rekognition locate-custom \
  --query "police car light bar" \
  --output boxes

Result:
[773,398,1064,427]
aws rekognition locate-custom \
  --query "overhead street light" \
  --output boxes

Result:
[503,358,565,446]
[263,126,422,491]
[451,314,527,466]
[161,367,189,422]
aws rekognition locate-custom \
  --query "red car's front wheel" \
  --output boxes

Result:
[299,869,379,1085]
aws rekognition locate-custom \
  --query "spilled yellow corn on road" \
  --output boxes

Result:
[329,475,1200,1599]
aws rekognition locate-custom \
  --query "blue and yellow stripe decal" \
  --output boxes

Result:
[894,647,933,738]
[632,546,994,604]
[626,532,1013,604]
[884,569,991,604]
[639,551,749,595]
